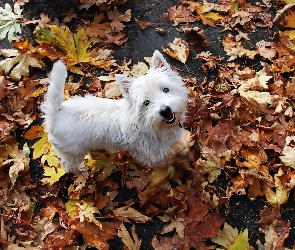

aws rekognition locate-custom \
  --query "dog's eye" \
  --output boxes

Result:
[143,100,150,106]
[162,87,169,93]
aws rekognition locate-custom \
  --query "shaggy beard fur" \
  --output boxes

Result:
[41,50,189,173]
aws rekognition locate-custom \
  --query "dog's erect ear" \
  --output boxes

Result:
[152,50,170,70]
[115,74,133,97]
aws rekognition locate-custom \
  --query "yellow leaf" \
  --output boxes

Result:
[263,169,289,206]
[32,131,50,159]
[212,223,249,249]
[229,230,249,250]
[286,30,295,50]
[41,166,66,185]
[65,200,80,218]
[41,148,60,167]
[50,26,91,66]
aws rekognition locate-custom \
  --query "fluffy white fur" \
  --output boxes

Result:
[41,50,188,173]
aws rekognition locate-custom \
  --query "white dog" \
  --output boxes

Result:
[41,50,189,173]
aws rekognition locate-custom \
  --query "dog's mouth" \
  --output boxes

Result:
[163,113,176,124]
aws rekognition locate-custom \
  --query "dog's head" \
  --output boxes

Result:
[115,50,188,130]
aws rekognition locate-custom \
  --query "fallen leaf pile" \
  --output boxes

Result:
[0,0,295,249]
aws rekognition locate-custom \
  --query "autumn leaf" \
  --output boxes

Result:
[163,5,197,26]
[31,130,60,168]
[223,35,258,61]
[118,223,142,250]
[50,26,91,65]
[162,38,190,64]
[66,200,102,228]
[161,217,185,239]
[0,39,45,81]
[263,169,289,206]
[2,143,30,184]
[212,222,249,249]
[280,136,295,168]
[183,1,223,26]
[41,166,66,185]
[0,3,22,42]
[23,125,44,140]
[113,205,151,223]
[280,8,295,28]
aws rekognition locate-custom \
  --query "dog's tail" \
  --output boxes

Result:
[41,60,67,132]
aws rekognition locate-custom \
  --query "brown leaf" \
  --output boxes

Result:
[163,5,197,26]
[118,223,142,250]
[134,18,152,30]
[113,206,151,223]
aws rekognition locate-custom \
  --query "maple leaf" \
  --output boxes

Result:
[118,223,142,250]
[0,3,22,42]
[41,166,66,185]
[211,222,249,249]
[162,38,190,64]
[50,26,91,66]
[0,41,45,81]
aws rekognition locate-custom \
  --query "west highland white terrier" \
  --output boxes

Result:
[41,50,189,173]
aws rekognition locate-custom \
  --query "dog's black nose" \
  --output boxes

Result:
[160,106,172,118]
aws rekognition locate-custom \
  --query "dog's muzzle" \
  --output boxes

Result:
[160,106,176,124]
